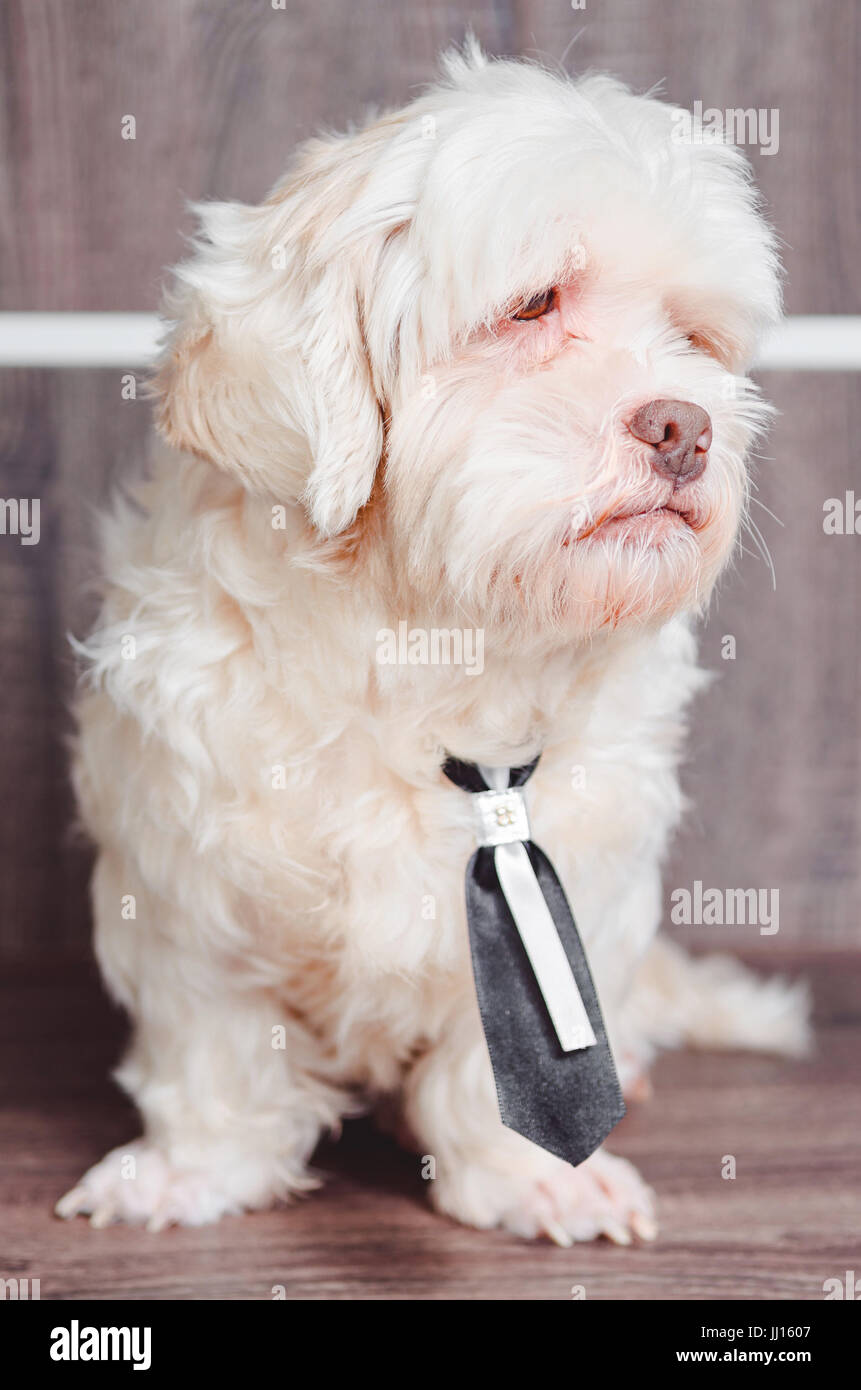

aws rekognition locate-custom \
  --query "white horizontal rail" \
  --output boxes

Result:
[0,312,859,370]
[0,313,164,367]
[757,316,861,371]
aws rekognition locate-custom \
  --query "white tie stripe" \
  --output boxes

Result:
[473,775,597,1054]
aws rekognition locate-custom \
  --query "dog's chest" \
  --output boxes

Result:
[245,619,700,1057]
[306,690,680,976]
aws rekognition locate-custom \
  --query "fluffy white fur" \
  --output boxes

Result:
[59,45,809,1244]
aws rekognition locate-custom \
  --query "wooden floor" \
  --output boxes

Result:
[1,950,858,1301]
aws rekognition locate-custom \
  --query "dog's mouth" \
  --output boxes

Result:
[573,496,698,545]
[598,505,692,540]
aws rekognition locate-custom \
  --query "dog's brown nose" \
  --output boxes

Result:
[628,399,712,484]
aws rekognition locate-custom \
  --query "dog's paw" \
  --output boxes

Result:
[434,1146,657,1246]
[55,1141,243,1232]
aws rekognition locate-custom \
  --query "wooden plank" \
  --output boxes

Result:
[0,950,856,1299]
[0,0,510,310]
[0,369,150,957]
[0,0,856,312]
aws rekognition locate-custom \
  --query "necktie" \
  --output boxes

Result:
[443,754,625,1167]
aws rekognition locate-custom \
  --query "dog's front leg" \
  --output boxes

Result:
[56,855,344,1231]
[56,992,339,1231]
[403,1000,656,1245]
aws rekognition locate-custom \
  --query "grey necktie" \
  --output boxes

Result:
[443,754,625,1166]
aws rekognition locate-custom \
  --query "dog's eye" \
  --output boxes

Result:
[512,288,557,321]
[685,329,724,362]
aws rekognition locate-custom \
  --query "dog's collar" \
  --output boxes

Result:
[441,753,540,797]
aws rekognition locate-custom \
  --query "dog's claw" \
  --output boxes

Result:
[544,1219,574,1248]
[602,1218,633,1246]
[631,1210,658,1242]
[55,1187,86,1220]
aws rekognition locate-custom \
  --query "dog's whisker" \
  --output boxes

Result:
[742,512,777,589]
[749,494,785,527]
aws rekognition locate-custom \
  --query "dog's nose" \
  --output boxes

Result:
[628,399,713,484]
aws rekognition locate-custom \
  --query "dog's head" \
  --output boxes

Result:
[155,43,781,648]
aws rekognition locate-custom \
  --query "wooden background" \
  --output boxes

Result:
[0,0,858,959]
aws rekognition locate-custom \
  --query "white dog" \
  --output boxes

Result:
[59,44,808,1244]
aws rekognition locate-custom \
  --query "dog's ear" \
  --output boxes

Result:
[153,133,394,537]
